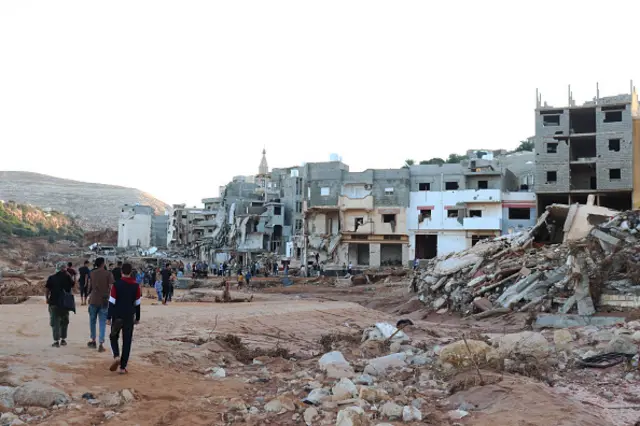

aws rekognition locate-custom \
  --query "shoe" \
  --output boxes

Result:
[52,341,60,348]
[109,358,120,372]
[98,344,105,353]
[118,368,128,374]
[87,341,97,348]
[60,340,67,346]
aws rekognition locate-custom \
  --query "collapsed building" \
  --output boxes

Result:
[117,204,169,249]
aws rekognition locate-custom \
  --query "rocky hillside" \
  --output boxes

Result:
[0,201,84,242]
[0,171,169,230]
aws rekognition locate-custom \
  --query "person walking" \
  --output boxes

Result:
[45,262,74,347]
[161,263,172,305]
[87,257,114,352]
[154,276,163,302]
[78,260,91,306]
[112,261,123,282]
[107,263,141,374]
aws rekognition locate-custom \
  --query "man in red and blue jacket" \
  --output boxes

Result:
[107,262,141,374]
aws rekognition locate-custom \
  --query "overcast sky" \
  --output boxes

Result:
[1,1,638,207]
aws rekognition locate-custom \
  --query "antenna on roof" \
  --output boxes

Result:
[596,82,600,102]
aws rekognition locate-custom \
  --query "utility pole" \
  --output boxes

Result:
[302,200,308,275]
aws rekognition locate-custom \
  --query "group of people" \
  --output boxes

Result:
[45,259,142,374]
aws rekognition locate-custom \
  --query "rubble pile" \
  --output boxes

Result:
[412,209,640,317]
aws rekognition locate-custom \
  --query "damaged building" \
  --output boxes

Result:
[117,204,169,249]
[407,158,536,259]
[534,84,640,212]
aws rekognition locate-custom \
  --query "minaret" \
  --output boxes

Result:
[258,148,268,176]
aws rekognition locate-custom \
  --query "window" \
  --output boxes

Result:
[267,182,272,188]
[295,202,302,213]
[274,206,282,215]
[384,187,394,195]
[273,183,278,188]
[382,214,396,223]
[609,169,621,180]
[469,210,482,218]
[547,143,558,154]
[419,210,432,222]
[445,181,459,190]
[295,219,302,231]
[354,217,364,230]
[508,208,531,220]
[542,115,560,126]
[604,111,623,123]
[447,210,459,218]
[546,171,557,182]
[384,235,402,240]
[418,182,431,191]
[320,187,330,196]
[609,139,621,152]
[477,180,488,189]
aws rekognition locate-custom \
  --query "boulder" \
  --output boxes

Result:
[319,351,354,379]
[496,331,551,360]
[332,378,357,401]
[363,353,407,376]
[13,382,69,408]
[304,407,318,425]
[336,406,368,426]
[439,340,494,367]
[553,330,573,348]
[264,395,295,413]
[304,388,331,405]
[359,386,387,403]
[0,386,16,409]
[380,401,403,420]
[402,405,422,422]
[605,336,637,355]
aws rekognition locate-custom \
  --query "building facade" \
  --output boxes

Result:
[117,205,154,248]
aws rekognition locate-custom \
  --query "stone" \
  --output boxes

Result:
[354,374,374,386]
[227,398,248,412]
[332,378,357,401]
[402,405,422,422]
[411,398,425,409]
[319,351,354,379]
[581,350,599,360]
[363,353,407,376]
[0,386,16,409]
[13,382,69,408]
[593,330,615,342]
[264,396,295,413]
[103,410,116,420]
[249,406,259,415]
[448,409,469,420]
[496,331,551,360]
[121,389,135,403]
[439,340,494,367]
[205,367,226,379]
[389,342,402,353]
[304,388,331,405]
[380,401,403,420]
[0,413,20,424]
[553,330,573,348]
[335,406,367,426]
[359,386,387,403]
[101,392,123,407]
[605,336,637,355]
[408,355,432,366]
[304,407,318,425]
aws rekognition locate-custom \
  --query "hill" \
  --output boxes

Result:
[0,171,169,230]
[0,200,84,242]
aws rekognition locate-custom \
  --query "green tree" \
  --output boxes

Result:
[402,159,415,169]
[445,153,469,164]
[419,158,445,165]
[515,139,534,152]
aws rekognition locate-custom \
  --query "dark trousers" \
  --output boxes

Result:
[49,305,69,341]
[163,283,173,302]
[110,318,134,369]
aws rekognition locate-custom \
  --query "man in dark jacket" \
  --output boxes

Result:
[45,262,74,347]
[161,263,172,305]
[88,257,114,352]
[107,263,141,374]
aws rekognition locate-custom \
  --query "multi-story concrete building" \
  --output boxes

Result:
[407,160,536,259]
[534,86,639,211]
[117,205,154,248]
[151,214,169,248]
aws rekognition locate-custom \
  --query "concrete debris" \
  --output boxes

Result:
[411,208,640,317]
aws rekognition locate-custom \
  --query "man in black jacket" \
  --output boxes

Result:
[107,263,141,374]
[45,262,74,347]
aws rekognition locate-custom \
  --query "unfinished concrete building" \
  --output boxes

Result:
[535,85,639,211]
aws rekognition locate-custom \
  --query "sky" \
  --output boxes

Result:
[1,1,639,207]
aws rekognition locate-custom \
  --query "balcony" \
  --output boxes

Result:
[339,195,373,211]
[463,217,501,230]
[457,189,501,204]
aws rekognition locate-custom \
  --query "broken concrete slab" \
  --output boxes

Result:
[534,314,625,329]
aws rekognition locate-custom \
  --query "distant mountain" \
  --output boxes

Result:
[0,171,169,230]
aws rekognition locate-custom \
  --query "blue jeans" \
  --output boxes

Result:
[156,289,163,301]
[88,304,108,343]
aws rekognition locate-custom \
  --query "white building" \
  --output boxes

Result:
[117,205,154,248]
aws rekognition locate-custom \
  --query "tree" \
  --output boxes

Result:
[445,153,469,164]
[419,158,445,165]
[402,159,415,169]
[515,139,534,152]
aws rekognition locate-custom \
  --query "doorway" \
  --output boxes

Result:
[356,244,370,265]
[415,234,437,259]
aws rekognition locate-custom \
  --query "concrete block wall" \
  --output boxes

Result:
[534,136,571,192]
[466,175,502,190]
[372,169,410,207]
[304,162,348,208]
[534,108,570,139]
[409,164,466,191]
[595,105,633,190]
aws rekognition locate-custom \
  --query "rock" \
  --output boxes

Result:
[0,413,20,424]
[448,409,469,420]
[593,330,615,342]
[402,405,422,422]
[227,398,248,412]
[606,336,637,355]
[0,386,15,409]
[354,374,374,386]
[496,332,551,360]
[408,355,432,366]
[631,331,640,342]
[205,367,226,379]
[304,407,318,425]
[411,398,425,409]
[332,378,357,401]
[389,342,402,353]
[249,406,259,415]
[380,401,403,420]
[120,389,135,403]
[363,353,407,376]
[553,330,573,348]
[335,406,368,426]
[439,340,494,367]
[103,410,116,420]
[359,387,387,403]
[432,296,447,310]
[582,350,599,359]
[101,392,123,407]
[264,396,295,413]
[319,351,354,379]
[627,321,640,330]
[304,388,331,405]
[13,382,69,408]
